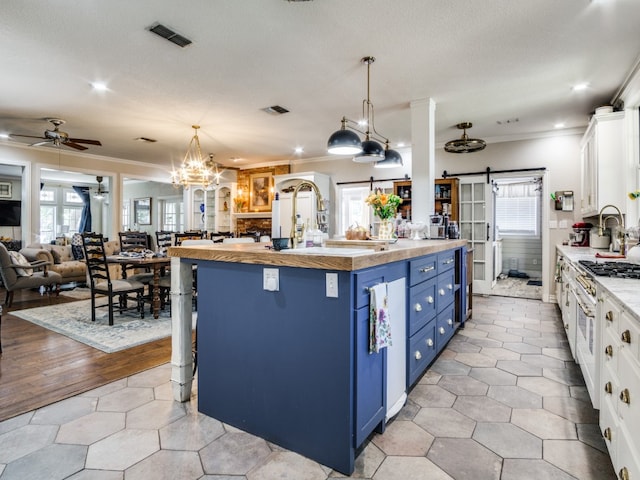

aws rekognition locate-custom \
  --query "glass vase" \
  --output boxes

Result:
[377,218,395,240]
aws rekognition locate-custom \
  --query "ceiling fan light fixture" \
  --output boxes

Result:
[444,122,487,154]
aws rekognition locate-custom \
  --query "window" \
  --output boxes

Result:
[339,186,371,235]
[494,180,541,237]
[40,205,56,244]
[39,186,84,241]
[122,202,130,231]
[159,198,183,232]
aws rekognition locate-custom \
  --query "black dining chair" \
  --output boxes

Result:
[82,232,146,325]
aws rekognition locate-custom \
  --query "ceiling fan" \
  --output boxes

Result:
[93,176,109,200]
[9,118,102,151]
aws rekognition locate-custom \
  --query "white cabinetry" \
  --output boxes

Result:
[580,111,625,217]
[187,183,235,232]
[600,291,640,479]
[214,183,234,233]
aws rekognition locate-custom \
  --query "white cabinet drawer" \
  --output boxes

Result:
[600,394,619,466]
[620,311,640,362]
[617,423,640,480]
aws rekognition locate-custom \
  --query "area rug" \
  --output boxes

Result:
[59,287,93,300]
[13,299,196,353]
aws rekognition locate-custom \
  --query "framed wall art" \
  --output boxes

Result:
[133,197,152,225]
[249,173,272,211]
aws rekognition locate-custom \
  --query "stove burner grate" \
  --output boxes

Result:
[579,260,640,279]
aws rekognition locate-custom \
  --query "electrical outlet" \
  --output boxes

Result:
[263,268,279,291]
[326,272,338,298]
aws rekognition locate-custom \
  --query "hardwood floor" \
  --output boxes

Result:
[0,287,171,422]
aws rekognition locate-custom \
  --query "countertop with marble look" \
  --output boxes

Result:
[557,244,640,320]
[169,238,467,271]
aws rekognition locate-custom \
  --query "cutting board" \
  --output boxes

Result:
[324,239,391,251]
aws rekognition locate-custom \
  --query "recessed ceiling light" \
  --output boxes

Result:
[0,133,9,139]
[554,122,565,129]
[294,146,304,154]
[572,83,589,91]
[91,82,108,91]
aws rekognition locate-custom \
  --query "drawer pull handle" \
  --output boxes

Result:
[603,427,612,441]
[447,283,453,290]
[619,467,629,480]
[439,288,445,296]
[604,382,613,395]
[427,296,434,304]
[447,318,453,326]
[415,351,422,360]
[414,303,422,312]
[606,311,614,322]
[419,266,435,273]
[620,388,631,405]
[621,330,631,344]
[443,258,454,265]
[439,326,446,335]
[426,338,433,347]
[605,345,613,357]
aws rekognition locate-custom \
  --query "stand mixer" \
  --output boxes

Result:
[570,224,591,247]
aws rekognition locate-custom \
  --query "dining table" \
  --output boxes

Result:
[106,254,171,319]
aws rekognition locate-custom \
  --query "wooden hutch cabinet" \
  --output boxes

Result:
[393,178,460,222]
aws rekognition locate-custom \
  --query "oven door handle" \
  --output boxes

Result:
[575,295,596,318]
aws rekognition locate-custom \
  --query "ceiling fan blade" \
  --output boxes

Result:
[9,133,47,140]
[30,141,53,147]
[67,138,102,146]
[62,141,88,151]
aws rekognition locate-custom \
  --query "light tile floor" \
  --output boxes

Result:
[0,296,616,479]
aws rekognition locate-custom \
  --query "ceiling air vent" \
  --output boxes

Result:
[262,105,290,115]
[148,23,192,48]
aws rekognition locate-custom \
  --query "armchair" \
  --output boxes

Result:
[0,243,62,307]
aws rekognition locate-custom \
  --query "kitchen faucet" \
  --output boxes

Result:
[598,204,625,252]
[290,180,326,247]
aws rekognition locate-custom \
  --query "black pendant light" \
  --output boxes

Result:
[327,56,401,166]
[327,118,362,155]
[444,122,487,153]
[374,141,403,168]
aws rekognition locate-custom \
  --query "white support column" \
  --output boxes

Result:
[410,98,436,224]
[170,256,195,402]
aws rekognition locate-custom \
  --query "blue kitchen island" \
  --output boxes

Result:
[169,239,466,475]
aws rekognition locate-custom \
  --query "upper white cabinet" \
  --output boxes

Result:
[187,182,235,232]
[580,111,625,217]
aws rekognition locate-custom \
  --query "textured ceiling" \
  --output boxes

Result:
[1,0,639,170]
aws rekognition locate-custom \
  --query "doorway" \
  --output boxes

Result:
[491,175,543,300]
[459,173,544,300]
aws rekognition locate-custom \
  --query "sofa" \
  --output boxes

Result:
[20,239,122,285]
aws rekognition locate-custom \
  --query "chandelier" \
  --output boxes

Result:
[327,56,403,168]
[170,125,219,189]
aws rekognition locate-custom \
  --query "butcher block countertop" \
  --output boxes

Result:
[169,238,467,271]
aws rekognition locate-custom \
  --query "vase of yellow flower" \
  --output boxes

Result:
[365,190,402,240]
